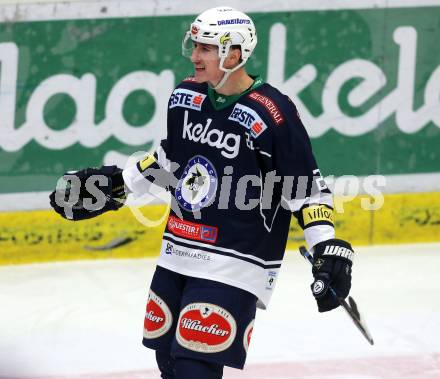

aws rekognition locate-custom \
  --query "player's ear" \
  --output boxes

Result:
[224,47,242,68]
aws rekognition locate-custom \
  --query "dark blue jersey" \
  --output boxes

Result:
[123,77,334,308]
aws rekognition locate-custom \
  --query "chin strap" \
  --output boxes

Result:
[211,55,247,90]
[211,71,232,90]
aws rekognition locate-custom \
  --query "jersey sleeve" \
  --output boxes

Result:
[271,96,335,248]
[122,95,174,199]
[122,138,172,198]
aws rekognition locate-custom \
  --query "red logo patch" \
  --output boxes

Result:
[143,290,173,339]
[167,216,218,243]
[251,121,264,137]
[243,319,254,353]
[191,25,199,35]
[192,95,203,106]
[176,303,237,353]
[248,91,284,125]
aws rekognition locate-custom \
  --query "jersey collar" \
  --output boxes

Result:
[207,75,264,110]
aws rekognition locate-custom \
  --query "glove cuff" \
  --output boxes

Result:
[109,167,127,207]
[313,238,354,265]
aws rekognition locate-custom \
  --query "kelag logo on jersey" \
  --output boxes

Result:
[228,103,268,138]
[182,111,241,159]
[176,155,218,212]
[169,88,206,111]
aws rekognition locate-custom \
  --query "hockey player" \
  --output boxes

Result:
[50,7,354,379]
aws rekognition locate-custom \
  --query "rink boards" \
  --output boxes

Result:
[0,191,439,265]
[0,1,439,265]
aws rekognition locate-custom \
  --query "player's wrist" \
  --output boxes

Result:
[110,168,128,205]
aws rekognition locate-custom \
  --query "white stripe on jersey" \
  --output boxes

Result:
[163,232,283,266]
[157,239,280,309]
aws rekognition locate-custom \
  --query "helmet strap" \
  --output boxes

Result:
[211,56,246,90]
[211,71,231,90]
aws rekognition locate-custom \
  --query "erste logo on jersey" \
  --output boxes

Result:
[228,103,268,138]
[176,155,218,212]
[170,88,206,111]
[167,215,218,243]
[176,303,237,353]
[143,290,173,339]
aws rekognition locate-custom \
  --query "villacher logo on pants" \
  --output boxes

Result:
[143,290,173,339]
[176,302,237,353]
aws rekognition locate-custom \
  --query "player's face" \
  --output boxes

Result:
[190,42,224,86]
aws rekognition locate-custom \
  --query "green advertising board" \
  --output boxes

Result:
[0,4,439,196]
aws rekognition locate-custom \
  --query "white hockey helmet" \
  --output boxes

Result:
[182,6,257,88]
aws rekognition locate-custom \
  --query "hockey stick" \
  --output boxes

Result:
[299,245,374,345]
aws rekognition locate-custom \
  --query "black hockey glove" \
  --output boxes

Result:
[311,238,354,312]
[49,165,126,221]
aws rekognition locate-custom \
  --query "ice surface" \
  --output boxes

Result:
[1,243,439,378]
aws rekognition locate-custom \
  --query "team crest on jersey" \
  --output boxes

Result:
[143,290,173,339]
[169,88,207,111]
[176,302,237,353]
[228,103,268,138]
[243,319,254,353]
[176,155,218,212]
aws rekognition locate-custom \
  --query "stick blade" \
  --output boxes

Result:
[348,296,361,319]
[348,296,374,345]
